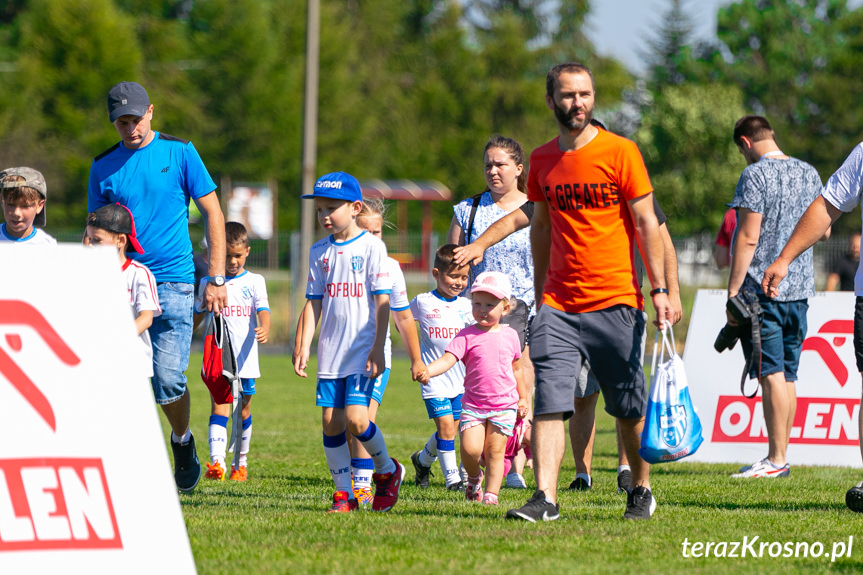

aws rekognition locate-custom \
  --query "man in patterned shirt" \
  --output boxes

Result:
[727,116,823,479]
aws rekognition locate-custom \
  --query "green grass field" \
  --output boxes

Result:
[166,353,863,575]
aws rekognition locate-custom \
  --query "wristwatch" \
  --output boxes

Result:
[209,274,226,287]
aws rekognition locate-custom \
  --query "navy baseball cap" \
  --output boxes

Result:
[302,171,362,202]
[107,81,151,122]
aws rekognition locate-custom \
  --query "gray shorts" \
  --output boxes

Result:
[530,304,647,419]
[575,312,648,399]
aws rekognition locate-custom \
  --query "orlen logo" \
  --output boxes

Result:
[712,318,858,445]
[0,300,122,552]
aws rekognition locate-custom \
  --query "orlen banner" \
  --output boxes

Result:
[684,289,860,467]
[0,246,196,573]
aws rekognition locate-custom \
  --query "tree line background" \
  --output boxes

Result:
[2,0,863,237]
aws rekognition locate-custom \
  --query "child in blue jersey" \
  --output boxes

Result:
[293,172,406,513]
[409,245,473,490]
[0,167,56,245]
[196,222,270,483]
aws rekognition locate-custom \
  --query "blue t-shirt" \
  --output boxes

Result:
[88,132,216,283]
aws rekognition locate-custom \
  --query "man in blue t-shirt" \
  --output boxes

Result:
[89,81,228,493]
[727,115,823,480]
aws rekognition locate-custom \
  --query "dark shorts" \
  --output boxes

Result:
[501,298,531,350]
[740,297,808,381]
[854,297,863,373]
[530,304,647,419]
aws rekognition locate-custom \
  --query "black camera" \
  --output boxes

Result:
[714,291,762,353]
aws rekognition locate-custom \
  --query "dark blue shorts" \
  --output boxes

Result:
[741,297,808,381]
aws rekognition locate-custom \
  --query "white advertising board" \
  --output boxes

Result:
[684,289,861,467]
[0,245,196,573]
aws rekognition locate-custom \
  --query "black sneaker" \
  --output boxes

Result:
[568,476,591,491]
[846,482,863,513]
[446,481,464,491]
[171,433,201,493]
[623,485,656,520]
[410,451,433,489]
[617,469,632,494]
[505,490,560,522]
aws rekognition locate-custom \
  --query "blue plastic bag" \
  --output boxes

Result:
[639,322,703,463]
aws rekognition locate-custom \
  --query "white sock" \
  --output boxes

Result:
[351,458,374,489]
[617,465,631,473]
[355,422,395,475]
[239,416,252,468]
[418,433,438,467]
[172,428,192,445]
[576,472,591,486]
[323,433,352,494]
[435,435,459,486]
[208,415,228,466]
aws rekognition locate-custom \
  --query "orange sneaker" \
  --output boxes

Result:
[327,491,359,513]
[204,461,226,481]
[230,466,248,482]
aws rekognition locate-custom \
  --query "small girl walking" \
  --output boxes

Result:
[419,271,528,505]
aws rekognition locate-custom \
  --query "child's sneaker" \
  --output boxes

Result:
[465,471,484,502]
[353,485,373,506]
[410,450,433,489]
[327,491,359,513]
[482,492,498,506]
[372,458,405,512]
[229,466,247,482]
[446,481,464,492]
[505,472,527,489]
[204,461,226,481]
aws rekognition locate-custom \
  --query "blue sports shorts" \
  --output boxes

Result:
[424,394,463,420]
[370,368,391,405]
[316,373,377,408]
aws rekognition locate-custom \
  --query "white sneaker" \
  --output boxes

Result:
[731,458,790,478]
[505,472,527,489]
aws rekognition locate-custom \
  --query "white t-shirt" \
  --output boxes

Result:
[123,259,161,378]
[306,231,391,378]
[384,257,410,368]
[409,290,473,399]
[821,142,863,296]
[0,224,56,245]
[196,271,269,378]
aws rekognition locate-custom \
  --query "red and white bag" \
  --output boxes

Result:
[201,314,239,404]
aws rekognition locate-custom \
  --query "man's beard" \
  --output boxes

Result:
[553,99,593,132]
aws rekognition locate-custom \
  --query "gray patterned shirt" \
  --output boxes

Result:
[730,157,822,301]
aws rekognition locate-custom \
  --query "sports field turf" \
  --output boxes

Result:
[166,353,862,574]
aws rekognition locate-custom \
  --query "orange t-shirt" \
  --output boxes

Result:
[526,130,653,313]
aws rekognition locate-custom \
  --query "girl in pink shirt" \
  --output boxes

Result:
[421,271,528,505]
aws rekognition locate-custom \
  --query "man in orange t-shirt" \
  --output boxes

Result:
[506,63,673,523]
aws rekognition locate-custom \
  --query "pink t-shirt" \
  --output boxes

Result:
[445,324,521,411]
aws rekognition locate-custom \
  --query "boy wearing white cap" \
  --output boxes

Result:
[419,271,529,506]
[293,171,406,513]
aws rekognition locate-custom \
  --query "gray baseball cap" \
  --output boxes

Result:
[107,81,150,122]
[0,167,47,226]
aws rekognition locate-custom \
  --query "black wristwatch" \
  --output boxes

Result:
[209,274,226,287]
[650,287,669,296]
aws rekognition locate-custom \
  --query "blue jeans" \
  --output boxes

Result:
[150,282,194,404]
